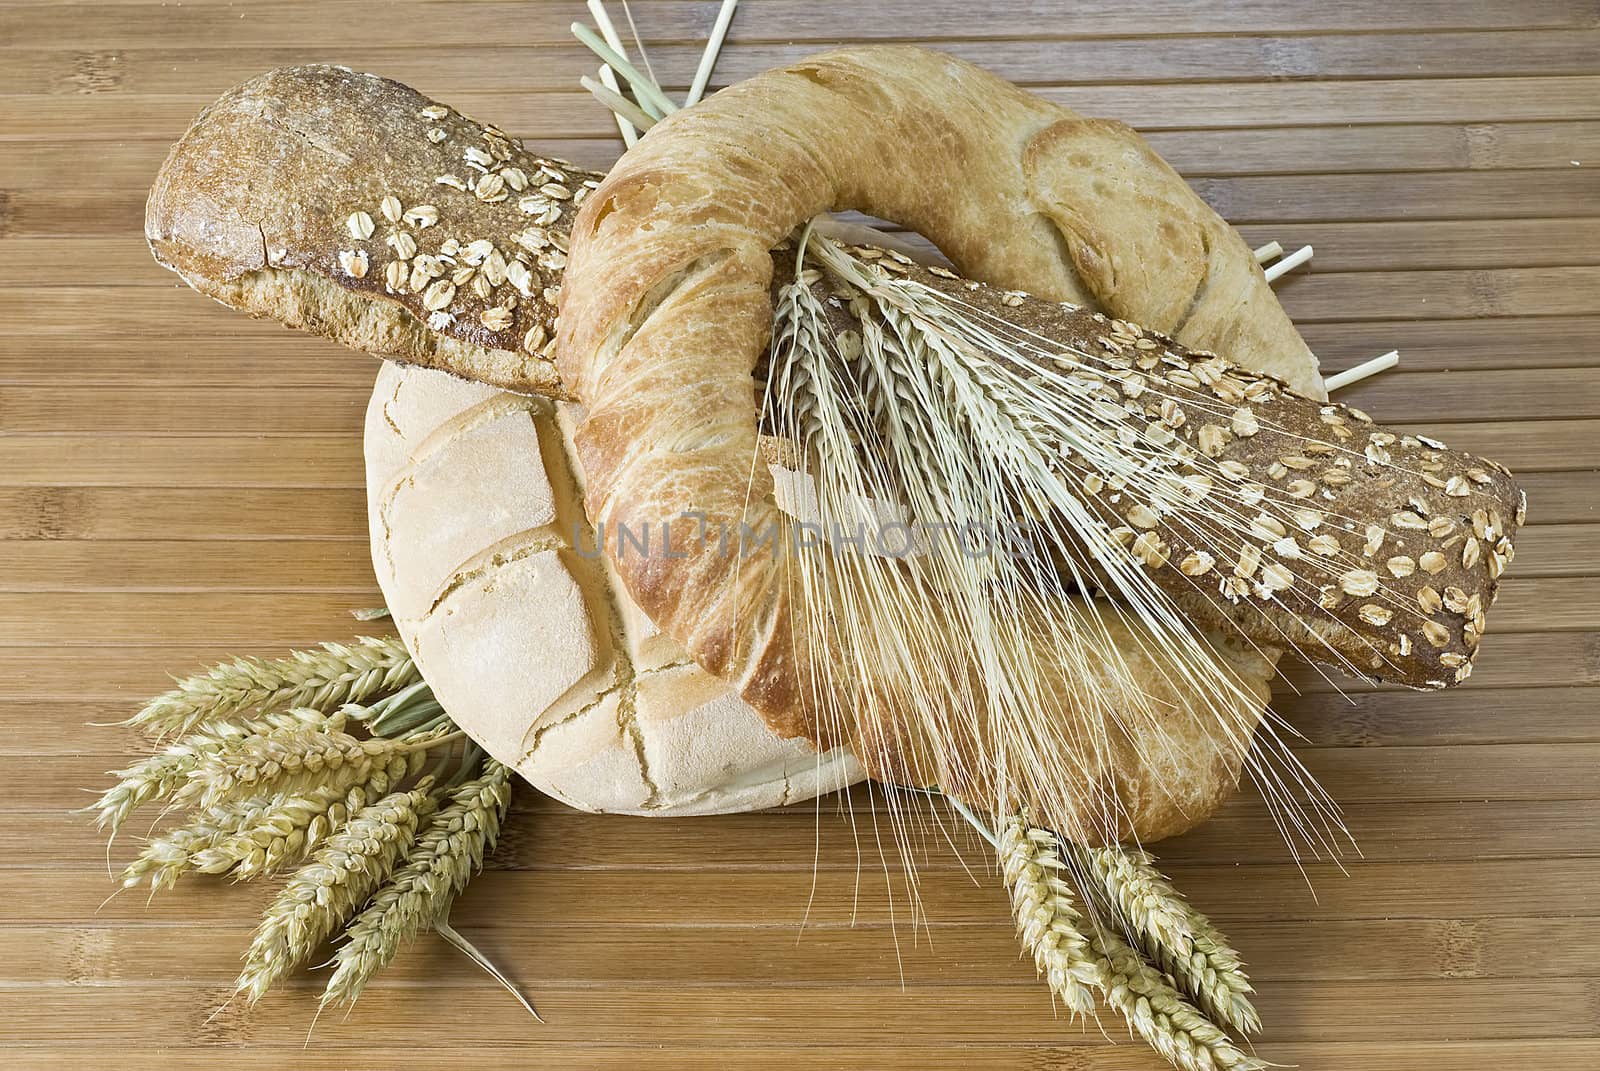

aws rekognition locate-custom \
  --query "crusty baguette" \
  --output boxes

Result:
[146,63,1323,401]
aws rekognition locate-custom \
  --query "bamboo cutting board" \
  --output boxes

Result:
[3,2,1598,1067]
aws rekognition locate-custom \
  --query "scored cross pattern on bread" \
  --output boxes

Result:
[365,362,864,814]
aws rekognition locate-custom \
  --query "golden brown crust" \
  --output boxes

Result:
[1023,117,1315,388]
[557,45,1522,840]
[146,64,589,397]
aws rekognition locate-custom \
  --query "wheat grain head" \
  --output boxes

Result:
[128,636,417,740]
[1078,844,1260,1036]
[90,708,341,834]
[998,813,1105,1015]
[1091,925,1265,1071]
[320,761,513,1008]
[236,782,438,1003]
[176,721,436,812]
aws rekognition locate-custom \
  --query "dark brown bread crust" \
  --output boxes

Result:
[873,250,1521,690]
[146,65,589,398]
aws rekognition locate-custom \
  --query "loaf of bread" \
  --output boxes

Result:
[365,360,863,814]
[556,47,1523,837]
[147,65,578,398]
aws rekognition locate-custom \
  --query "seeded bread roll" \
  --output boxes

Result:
[365,360,864,814]
[146,61,1323,401]
[146,64,582,398]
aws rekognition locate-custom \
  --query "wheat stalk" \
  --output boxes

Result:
[118,760,417,892]
[998,814,1105,1015]
[90,708,341,833]
[1090,925,1266,1071]
[1078,844,1260,1036]
[117,793,282,892]
[175,720,448,812]
[321,761,513,1008]
[93,631,533,1008]
[961,806,1265,1070]
[769,235,1216,849]
[236,782,439,1002]
[128,636,418,740]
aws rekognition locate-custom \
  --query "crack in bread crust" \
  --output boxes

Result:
[365,362,866,815]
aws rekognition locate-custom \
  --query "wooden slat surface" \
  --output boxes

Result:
[1,1,1596,1067]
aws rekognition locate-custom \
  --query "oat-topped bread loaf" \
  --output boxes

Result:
[146,61,1322,398]
[146,65,582,398]
[365,360,863,814]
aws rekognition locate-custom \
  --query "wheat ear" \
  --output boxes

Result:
[118,758,413,891]
[1090,925,1267,1071]
[236,782,438,1002]
[117,794,282,892]
[89,708,341,833]
[128,636,418,740]
[321,761,513,1008]
[998,814,1106,1015]
[1078,844,1260,1036]
[200,757,415,879]
[175,720,449,812]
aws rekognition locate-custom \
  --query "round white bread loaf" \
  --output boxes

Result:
[364,361,864,815]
